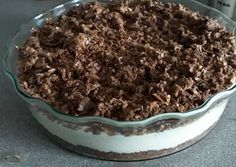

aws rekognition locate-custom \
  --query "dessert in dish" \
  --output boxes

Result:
[17,0,236,121]
[4,0,236,161]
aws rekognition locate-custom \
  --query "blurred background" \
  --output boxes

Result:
[197,0,236,21]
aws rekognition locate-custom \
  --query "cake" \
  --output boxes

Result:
[18,0,236,121]
[11,0,236,160]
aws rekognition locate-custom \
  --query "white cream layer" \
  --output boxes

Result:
[31,99,228,153]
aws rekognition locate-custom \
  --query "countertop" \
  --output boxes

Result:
[0,0,235,167]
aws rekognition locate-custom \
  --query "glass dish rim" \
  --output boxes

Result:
[3,0,236,127]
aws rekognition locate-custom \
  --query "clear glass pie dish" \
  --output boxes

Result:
[3,0,236,161]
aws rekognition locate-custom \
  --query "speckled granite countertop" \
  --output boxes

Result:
[0,0,235,167]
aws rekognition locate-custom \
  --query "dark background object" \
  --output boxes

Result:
[197,0,236,19]
[209,0,236,17]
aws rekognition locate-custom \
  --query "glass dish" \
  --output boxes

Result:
[3,0,236,161]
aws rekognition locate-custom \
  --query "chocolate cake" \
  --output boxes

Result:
[18,0,236,121]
